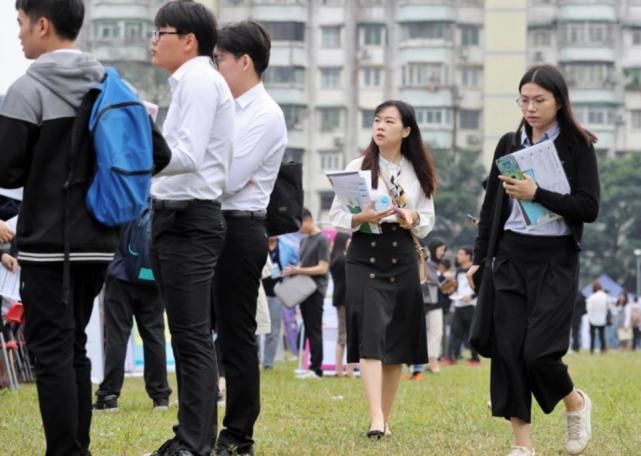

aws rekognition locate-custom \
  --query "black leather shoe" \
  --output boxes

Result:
[213,443,255,456]
[146,438,197,456]
[366,430,385,440]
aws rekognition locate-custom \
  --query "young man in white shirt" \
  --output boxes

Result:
[212,21,287,456]
[148,2,235,455]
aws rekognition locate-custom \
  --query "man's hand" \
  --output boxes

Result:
[0,220,15,243]
[1,253,18,273]
[499,174,537,201]
[282,265,300,277]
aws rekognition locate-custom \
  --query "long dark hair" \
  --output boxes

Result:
[330,232,350,266]
[517,65,596,146]
[361,100,437,198]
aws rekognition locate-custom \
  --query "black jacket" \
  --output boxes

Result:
[473,130,600,264]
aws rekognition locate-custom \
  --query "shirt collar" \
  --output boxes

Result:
[168,56,214,91]
[235,82,265,110]
[520,122,560,146]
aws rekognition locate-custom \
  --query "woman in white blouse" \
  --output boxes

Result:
[329,100,436,439]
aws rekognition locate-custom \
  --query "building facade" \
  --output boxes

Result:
[77,0,641,219]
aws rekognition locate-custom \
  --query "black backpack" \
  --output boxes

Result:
[122,206,155,283]
[266,161,303,236]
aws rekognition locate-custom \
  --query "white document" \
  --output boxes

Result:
[326,170,381,234]
[496,139,570,226]
[0,265,21,301]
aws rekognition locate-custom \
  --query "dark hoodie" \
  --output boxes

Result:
[0,50,170,263]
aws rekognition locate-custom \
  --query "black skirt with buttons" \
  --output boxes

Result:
[345,223,428,364]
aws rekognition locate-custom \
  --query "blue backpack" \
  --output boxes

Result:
[87,66,154,226]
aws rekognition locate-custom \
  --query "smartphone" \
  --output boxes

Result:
[466,214,479,224]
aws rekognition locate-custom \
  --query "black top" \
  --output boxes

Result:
[474,130,600,264]
[299,231,330,294]
[330,254,346,307]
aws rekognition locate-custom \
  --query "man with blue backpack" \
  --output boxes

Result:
[93,206,172,412]
[0,1,171,455]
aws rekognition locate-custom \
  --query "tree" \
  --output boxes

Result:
[581,152,641,292]
[427,148,487,249]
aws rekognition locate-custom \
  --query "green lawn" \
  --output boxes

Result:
[2,352,641,455]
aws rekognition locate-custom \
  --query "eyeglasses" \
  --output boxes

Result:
[516,96,550,109]
[151,29,183,41]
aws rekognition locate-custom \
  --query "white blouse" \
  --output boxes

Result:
[328,156,436,239]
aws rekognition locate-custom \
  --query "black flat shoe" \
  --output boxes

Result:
[366,429,385,440]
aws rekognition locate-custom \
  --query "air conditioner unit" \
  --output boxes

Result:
[466,134,481,146]
[333,136,344,147]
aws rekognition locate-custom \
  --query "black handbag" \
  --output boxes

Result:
[469,135,512,358]
[266,161,304,236]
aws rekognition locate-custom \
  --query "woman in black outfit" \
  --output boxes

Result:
[468,65,599,456]
[329,232,354,377]
[329,100,437,439]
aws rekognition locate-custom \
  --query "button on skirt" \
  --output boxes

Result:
[345,224,428,364]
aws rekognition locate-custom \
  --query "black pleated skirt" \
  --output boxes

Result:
[345,223,428,364]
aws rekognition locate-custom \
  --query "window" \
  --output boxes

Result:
[321,26,341,48]
[361,24,384,46]
[261,21,305,42]
[625,67,641,88]
[319,107,342,131]
[361,109,375,128]
[414,107,451,127]
[460,26,479,46]
[574,105,615,126]
[282,147,304,163]
[320,67,341,89]
[461,67,481,88]
[532,29,552,46]
[561,63,615,88]
[633,28,641,45]
[281,105,305,130]
[97,22,119,40]
[125,22,143,40]
[319,191,335,212]
[319,150,343,171]
[263,66,305,86]
[402,22,452,41]
[459,110,480,129]
[402,63,448,87]
[362,68,382,87]
[559,22,614,46]
[631,110,641,129]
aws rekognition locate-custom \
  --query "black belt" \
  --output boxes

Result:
[152,199,221,210]
[222,210,267,220]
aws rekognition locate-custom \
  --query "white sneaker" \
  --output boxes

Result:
[565,389,592,455]
[506,445,535,456]
[295,370,321,379]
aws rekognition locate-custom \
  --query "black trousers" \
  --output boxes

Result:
[570,312,583,352]
[633,327,641,350]
[213,217,267,452]
[491,231,578,423]
[589,324,607,353]
[300,290,324,376]
[96,277,171,401]
[449,305,479,361]
[151,201,225,456]
[21,262,107,456]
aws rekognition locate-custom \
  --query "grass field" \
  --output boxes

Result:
[2,352,641,455]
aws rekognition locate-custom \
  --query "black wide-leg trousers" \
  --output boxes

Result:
[490,231,578,423]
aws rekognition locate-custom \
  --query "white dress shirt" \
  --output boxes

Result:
[152,56,235,201]
[328,156,436,239]
[586,290,610,326]
[222,83,287,211]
